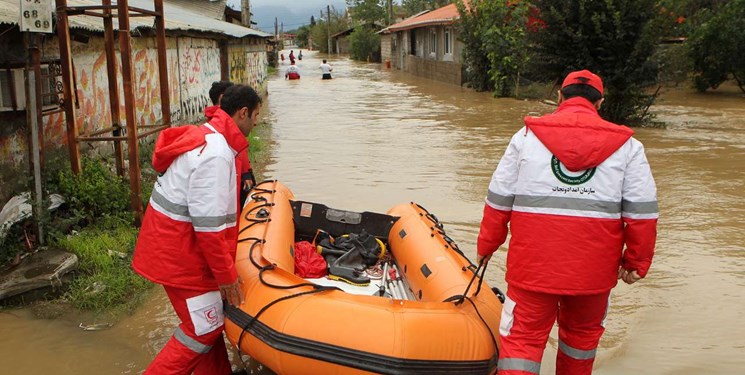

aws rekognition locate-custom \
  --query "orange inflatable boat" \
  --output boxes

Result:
[225,181,504,375]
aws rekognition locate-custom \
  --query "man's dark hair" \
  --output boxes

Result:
[322,59,327,63]
[220,84,262,116]
[209,81,234,105]
[561,84,602,103]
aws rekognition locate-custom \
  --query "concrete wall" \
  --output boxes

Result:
[404,55,462,86]
[381,34,392,64]
[0,34,268,166]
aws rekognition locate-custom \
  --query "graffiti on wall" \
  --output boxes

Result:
[229,48,247,84]
[177,38,221,122]
[1,36,265,165]
[246,51,268,94]
[228,44,268,94]
[40,38,181,149]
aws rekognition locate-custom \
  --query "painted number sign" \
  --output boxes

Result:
[20,0,53,33]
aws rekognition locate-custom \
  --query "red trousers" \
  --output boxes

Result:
[144,286,232,375]
[497,285,610,375]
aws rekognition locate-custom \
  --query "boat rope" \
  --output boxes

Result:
[442,257,498,357]
[234,181,340,357]
[414,202,470,263]
[461,295,499,358]
[237,181,277,235]
[443,256,489,306]
[236,286,338,353]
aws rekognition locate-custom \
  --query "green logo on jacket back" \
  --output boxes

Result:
[551,156,596,185]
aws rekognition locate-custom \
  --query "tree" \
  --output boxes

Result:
[310,6,350,53]
[310,15,316,26]
[349,27,382,61]
[529,0,662,125]
[688,0,745,93]
[346,0,384,61]
[402,0,450,15]
[456,0,531,96]
[294,25,312,48]
[347,0,386,24]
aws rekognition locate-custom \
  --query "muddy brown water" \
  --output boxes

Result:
[2,50,743,374]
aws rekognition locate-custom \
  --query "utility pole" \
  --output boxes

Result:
[274,17,278,40]
[241,0,250,27]
[386,0,393,25]
[327,5,332,54]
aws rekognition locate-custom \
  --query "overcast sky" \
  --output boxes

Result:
[228,0,345,9]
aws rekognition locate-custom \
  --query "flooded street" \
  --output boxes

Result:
[2,50,744,374]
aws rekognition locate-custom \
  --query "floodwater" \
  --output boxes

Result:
[1,50,744,374]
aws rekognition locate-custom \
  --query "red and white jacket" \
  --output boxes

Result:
[132,109,249,291]
[477,97,658,295]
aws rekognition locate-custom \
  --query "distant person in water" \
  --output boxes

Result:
[289,50,295,65]
[285,62,300,80]
[280,52,285,63]
[298,50,303,60]
[319,59,333,80]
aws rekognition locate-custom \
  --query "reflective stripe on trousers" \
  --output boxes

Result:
[497,285,609,375]
[144,286,231,375]
[498,358,541,374]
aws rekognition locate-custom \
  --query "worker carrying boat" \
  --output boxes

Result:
[477,69,658,375]
[132,85,263,374]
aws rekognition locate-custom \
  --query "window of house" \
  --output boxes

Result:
[444,28,453,55]
[0,69,23,111]
[410,30,417,55]
[429,28,437,57]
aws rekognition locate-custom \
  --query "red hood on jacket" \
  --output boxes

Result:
[151,108,250,174]
[524,97,634,171]
[151,126,206,174]
[204,105,219,120]
[207,108,251,173]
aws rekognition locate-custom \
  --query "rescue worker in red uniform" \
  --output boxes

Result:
[132,85,262,374]
[477,70,658,375]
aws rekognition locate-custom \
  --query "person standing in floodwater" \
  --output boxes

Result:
[298,50,303,60]
[132,85,263,375]
[476,70,658,375]
[319,59,333,80]
[289,50,295,65]
[285,62,301,80]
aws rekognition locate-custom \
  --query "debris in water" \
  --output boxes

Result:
[79,322,113,331]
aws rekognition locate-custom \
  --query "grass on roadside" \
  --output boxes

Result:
[55,225,152,312]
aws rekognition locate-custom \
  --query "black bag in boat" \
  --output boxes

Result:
[317,229,383,286]
[317,229,382,267]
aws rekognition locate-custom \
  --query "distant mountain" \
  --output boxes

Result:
[250,2,346,33]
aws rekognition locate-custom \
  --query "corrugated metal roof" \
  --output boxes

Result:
[0,0,271,38]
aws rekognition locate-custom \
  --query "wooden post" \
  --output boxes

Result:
[117,0,144,224]
[54,0,81,174]
[153,0,171,126]
[102,0,125,177]
[25,33,45,245]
